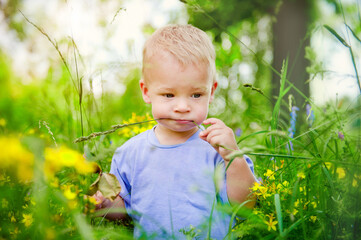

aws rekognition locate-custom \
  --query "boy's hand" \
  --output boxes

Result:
[92,190,127,220]
[199,118,239,161]
[93,190,109,210]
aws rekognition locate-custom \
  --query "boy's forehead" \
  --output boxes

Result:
[144,50,207,71]
[157,85,211,91]
[144,52,211,79]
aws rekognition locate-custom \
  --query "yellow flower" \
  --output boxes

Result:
[310,215,317,223]
[264,169,275,180]
[62,185,77,200]
[276,180,289,191]
[2,198,8,208]
[297,171,306,179]
[336,167,346,179]
[27,129,35,135]
[294,199,300,207]
[264,214,278,231]
[75,160,98,175]
[22,213,33,227]
[311,201,317,208]
[325,162,332,169]
[258,185,272,198]
[0,118,6,127]
[282,180,289,187]
[251,182,261,192]
[118,113,155,138]
[88,196,100,205]
[353,179,358,187]
[10,227,20,236]
[68,200,78,210]
[279,160,284,169]
[0,136,34,183]
[44,146,96,178]
[50,178,59,188]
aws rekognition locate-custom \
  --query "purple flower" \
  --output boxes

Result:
[306,104,315,127]
[338,131,344,140]
[235,128,242,137]
[288,106,299,151]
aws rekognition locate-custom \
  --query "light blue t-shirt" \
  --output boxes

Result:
[110,127,256,239]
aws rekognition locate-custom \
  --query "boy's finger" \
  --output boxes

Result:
[199,121,223,137]
[202,118,223,126]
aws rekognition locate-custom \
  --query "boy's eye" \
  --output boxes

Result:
[164,94,174,98]
[192,93,201,98]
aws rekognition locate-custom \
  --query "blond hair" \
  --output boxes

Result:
[142,24,216,82]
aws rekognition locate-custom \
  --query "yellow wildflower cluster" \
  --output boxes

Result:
[0,136,34,183]
[61,184,79,209]
[251,182,271,199]
[287,198,318,218]
[44,145,97,179]
[264,213,278,231]
[21,213,33,227]
[118,113,154,138]
[252,161,290,199]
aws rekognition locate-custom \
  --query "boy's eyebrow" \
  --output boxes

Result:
[158,87,175,92]
[157,86,209,92]
[190,86,209,92]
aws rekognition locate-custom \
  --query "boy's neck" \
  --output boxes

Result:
[154,125,199,145]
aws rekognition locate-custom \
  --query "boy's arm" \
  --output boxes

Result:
[199,118,257,207]
[93,191,127,220]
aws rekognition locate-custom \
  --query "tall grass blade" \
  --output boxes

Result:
[324,24,350,47]
[237,130,269,144]
[227,200,251,237]
[74,212,95,240]
[346,24,361,43]
[270,59,291,149]
[274,194,283,235]
[281,216,307,238]
[207,195,216,240]
[324,24,361,93]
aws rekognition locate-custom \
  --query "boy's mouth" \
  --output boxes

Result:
[158,118,193,124]
[174,119,193,124]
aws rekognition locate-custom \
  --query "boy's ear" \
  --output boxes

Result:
[209,81,218,103]
[139,79,151,104]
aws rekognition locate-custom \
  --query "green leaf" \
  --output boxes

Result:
[87,172,121,201]
[346,24,361,44]
[274,194,283,234]
[324,25,350,47]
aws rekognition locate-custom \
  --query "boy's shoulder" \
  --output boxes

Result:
[115,129,152,153]
[116,129,150,151]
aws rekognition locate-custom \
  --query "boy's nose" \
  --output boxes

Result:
[174,99,190,112]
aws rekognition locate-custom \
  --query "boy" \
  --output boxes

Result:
[96,24,257,239]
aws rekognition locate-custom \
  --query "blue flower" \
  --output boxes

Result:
[306,104,315,127]
[288,106,299,151]
[235,128,242,137]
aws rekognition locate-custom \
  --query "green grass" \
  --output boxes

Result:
[0,8,360,240]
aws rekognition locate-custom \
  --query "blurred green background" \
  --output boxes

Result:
[0,0,360,239]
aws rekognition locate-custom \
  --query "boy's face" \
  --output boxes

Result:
[140,52,217,135]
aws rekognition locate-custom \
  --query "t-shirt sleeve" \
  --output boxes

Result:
[109,147,132,209]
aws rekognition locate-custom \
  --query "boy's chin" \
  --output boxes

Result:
[159,123,198,133]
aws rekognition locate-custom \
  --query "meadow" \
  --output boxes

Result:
[0,7,361,240]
